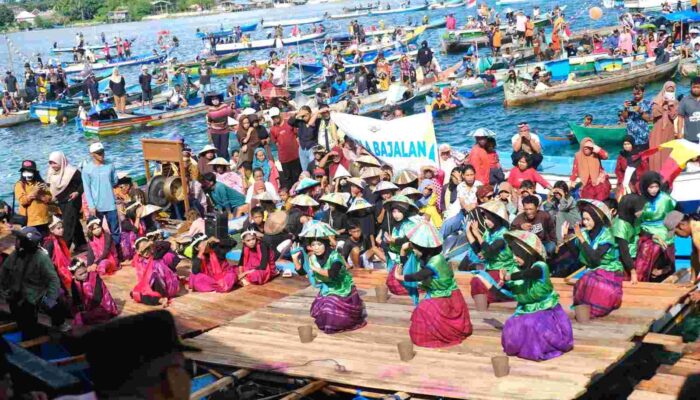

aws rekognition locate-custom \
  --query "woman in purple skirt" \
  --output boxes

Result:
[497,230,573,361]
[292,221,366,334]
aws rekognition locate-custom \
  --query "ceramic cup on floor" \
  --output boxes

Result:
[376,285,389,303]
[397,340,415,362]
[298,325,314,343]
[575,304,591,324]
[491,355,510,377]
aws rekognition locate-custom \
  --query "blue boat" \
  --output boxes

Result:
[195,23,258,39]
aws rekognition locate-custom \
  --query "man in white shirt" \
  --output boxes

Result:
[441,165,482,238]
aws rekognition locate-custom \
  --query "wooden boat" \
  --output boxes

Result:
[187,61,269,77]
[81,96,219,136]
[49,40,127,54]
[330,11,369,19]
[214,32,326,54]
[30,101,79,124]
[177,52,240,69]
[371,4,428,15]
[504,57,681,107]
[261,16,323,28]
[343,4,378,12]
[300,49,417,74]
[195,23,257,39]
[428,0,464,9]
[38,53,167,75]
[0,110,31,128]
[344,26,425,55]
[568,122,628,150]
[624,0,690,11]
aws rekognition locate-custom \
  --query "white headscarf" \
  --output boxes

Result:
[47,151,78,197]
[110,67,121,83]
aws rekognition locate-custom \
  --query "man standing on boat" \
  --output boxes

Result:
[81,142,121,259]
[3,71,18,100]
[678,77,700,143]
[198,60,212,96]
[139,65,153,108]
[621,84,653,147]
[321,45,336,85]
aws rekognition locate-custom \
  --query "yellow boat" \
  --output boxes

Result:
[186,62,269,77]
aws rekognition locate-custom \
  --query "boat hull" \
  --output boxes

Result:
[0,111,31,128]
[504,58,681,107]
[261,17,323,28]
[214,32,326,54]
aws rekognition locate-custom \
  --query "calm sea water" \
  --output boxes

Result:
[0,0,684,197]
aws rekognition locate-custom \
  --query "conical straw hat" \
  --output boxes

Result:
[407,221,443,248]
[478,200,509,225]
[504,230,547,261]
[299,220,338,239]
[290,194,319,207]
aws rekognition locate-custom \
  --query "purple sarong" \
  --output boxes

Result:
[502,304,573,361]
[120,230,137,261]
[310,287,367,334]
[573,269,623,318]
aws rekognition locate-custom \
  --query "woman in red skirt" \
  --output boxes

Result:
[394,221,472,348]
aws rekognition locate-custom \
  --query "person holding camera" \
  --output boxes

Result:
[14,160,52,236]
[621,84,653,147]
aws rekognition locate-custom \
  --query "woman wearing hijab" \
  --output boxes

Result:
[292,222,366,334]
[476,230,573,360]
[633,172,676,282]
[615,136,647,198]
[612,194,646,283]
[466,201,518,310]
[394,222,472,348]
[384,195,420,296]
[47,151,86,248]
[649,83,680,171]
[570,137,611,201]
[236,114,262,164]
[563,200,624,319]
[441,167,463,217]
[108,68,126,113]
[239,230,277,286]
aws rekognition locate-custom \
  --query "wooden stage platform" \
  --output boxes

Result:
[180,270,693,399]
[629,339,700,400]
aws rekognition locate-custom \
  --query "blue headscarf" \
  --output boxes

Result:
[252,147,271,181]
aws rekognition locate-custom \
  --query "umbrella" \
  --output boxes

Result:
[638,23,656,30]
[348,198,374,216]
[261,86,290,100]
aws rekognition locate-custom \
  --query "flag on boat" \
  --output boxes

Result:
[640,139,700,187]
[467,0,476,8]
[331,112,439,172]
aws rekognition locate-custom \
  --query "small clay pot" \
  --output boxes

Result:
[375,285,389,303]
[473,294,488,312]
[575,304,591,324]
[298,325,314,343]
[491,355,510,377]
[397,340,415,362]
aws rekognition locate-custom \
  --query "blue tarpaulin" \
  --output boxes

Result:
[664,10,700,22]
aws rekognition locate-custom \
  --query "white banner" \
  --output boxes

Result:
[331,112,439,171]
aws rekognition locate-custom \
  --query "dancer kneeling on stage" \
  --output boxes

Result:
[475,230,573,361]
[292,221,366,334]
[239,229,278,286]
[131,237,180,305]
[189,235,238,293]
[69,259,119,326]
[394,221,472,348]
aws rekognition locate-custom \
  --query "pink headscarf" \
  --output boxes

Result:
[47,151,77,197]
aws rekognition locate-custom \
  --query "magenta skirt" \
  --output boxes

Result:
[634,235,675,282]
[502,304,574,361]
[120,231,137,261]
[409,289,472,348]
[386,265,409,296]
[189,270,237,293]
[573,269,623,318]
[310,287,367,334]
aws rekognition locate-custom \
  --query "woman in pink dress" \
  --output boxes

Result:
[131,238,180,306]
[239,230,278,286]
[618,26,634,55]
[86,217,119,275]
[189,235,238,293]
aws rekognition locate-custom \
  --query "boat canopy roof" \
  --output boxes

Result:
[664,10,700,23]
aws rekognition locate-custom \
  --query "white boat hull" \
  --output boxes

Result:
[624,0,689,10]
[214,32,326,53]
[261,16,323,28]
[0,111,31,128]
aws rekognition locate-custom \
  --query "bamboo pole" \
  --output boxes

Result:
[189,369,250,400]
[280,380,327,400]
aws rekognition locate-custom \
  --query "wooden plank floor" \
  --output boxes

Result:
[100,261,310,336]
[629,344,700,400]
[186,270,692,400]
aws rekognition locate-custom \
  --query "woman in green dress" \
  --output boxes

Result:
[611,194,645,283]
[292,221,367,333]
[383,194,421,296]
[393,221,472,348]
[633,171,677,282]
